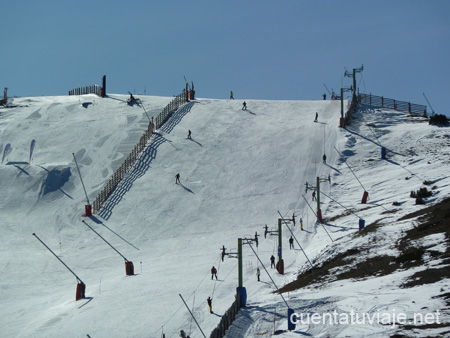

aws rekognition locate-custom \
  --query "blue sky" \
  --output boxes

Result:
[2,0,449,115]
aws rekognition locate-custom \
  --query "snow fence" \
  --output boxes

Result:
[358,93,427,116]
[92,89,191,214]
[209,293,242,338]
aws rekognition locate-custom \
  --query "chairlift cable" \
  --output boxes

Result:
[211,254,222,298]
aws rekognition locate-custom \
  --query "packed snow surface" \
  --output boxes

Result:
[0,94,449,337]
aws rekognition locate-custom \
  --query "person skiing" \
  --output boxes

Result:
[270,255,275,268]
[230,91,234,99]
[211,266,218,280]
[300,217,303,231]
[323,93,327,100]
[292,213,296,227]
[312,190,316,201]
[314,112,318,122]
[256,267,260,282]
[242,101,247,110]
[187,130,191,139]
[323,154,327,164]
[289,236,294,249]
[175,173,181,184]
[128,92,136,105]
[207,296,213,313]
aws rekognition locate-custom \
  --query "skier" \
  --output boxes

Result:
[242,101,247,111]
[312,190,316,201]
[270,255,275,268]
[292,213,296,227]
[289,236,294,249]
[128,92,136,105]
[314,112,318,122]
[175,173,181,184]
[211,266,218,280]
[230,91,234,99]
[187,130,191,139]
[323,154,327,164]
[207,296,213,313]
[323,93,327,100]
[256,267,260,282]
[300,217,303,231]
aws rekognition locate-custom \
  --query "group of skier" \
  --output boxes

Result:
[175,92,250,186]
[230,90,248,111]
[175,91,331,323]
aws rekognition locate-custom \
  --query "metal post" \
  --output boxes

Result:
[179,294,206,338]
[316,176,321,222]
[340,88,344,118]
[238,238,243,288]
[33,233,84,284]
[278,211,314,270]
[277,218,282,266]
[73,153,90,206]
[423,93,434,115]
[102,75,106,97]
[82,221,129,262]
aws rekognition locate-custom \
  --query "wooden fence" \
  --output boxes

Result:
[92,89,189,213]
[358,93,427,116]
[341,95,358,127]
[209,294,242,338]
[155,90,190,129]
[69,84,103,96]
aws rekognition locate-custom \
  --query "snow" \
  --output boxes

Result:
[0,94,449,337]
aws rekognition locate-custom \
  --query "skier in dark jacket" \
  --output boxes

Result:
[289,236,294,249]
[207,296,213,313]
[270,255,275,268]
[314,112,318,122]
[175,173,180,184]
[242,101,247,110]
[211,266,218,280]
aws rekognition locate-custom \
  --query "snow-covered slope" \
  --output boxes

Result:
[0,95,448,338]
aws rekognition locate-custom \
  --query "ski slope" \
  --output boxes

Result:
[1,94,449,338]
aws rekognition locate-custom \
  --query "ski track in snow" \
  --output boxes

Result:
[0,96,449,337]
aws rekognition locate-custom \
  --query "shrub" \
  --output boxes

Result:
[429,114,448,126]
[411,187,432,199]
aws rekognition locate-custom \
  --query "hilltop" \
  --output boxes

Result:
[0,95,449,337]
